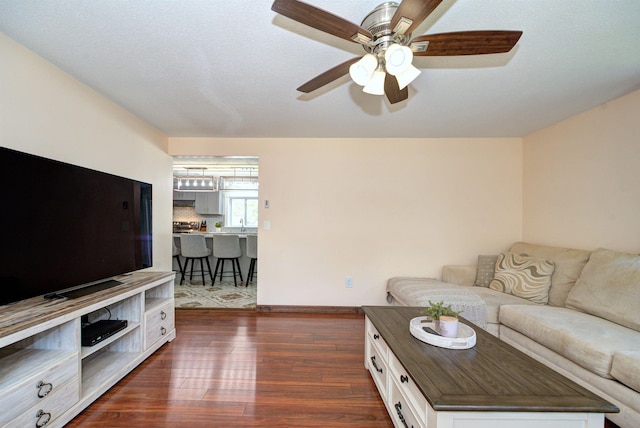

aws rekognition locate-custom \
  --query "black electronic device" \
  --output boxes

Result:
[422,326,442,336]
[0,147,153,306]
[81,319,128,347]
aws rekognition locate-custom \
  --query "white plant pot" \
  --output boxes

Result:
[438,315,459,338]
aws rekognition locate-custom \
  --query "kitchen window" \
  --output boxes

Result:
[220,175,259,228]
[227,195,258,227]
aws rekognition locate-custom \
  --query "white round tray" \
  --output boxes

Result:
[409,316,476,349]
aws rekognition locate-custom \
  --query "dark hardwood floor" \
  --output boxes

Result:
[67,309,621,428]
[67,309,393,427]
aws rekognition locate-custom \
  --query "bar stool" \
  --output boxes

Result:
[246,235,257,286]
[172,239,183,277]
[212,234,243,286]
[179,234,214,285]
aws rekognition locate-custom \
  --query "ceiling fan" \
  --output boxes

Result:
[271,0,522,104]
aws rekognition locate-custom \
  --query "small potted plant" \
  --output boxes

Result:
[421,301,462,338]
[214,222,222,232]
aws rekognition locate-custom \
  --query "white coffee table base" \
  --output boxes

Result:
[364,307,615,428]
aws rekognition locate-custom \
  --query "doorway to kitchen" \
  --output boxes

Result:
[171,156,258,309]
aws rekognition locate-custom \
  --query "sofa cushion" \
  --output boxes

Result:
[566,248,640,331]
[510,242,591,307]
[474,254,499,287]
[499,305,640,378]
[489,252,555,304]
[386,278,487,328]
[468,286,535,324]
[611,351,640,393]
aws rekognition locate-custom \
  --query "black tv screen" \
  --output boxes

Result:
[0,147,152,306]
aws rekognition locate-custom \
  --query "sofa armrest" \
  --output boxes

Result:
[442,265,477,286]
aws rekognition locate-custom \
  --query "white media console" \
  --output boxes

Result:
[0,272,176,427]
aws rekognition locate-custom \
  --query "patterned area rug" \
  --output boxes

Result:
[174,280,256,309]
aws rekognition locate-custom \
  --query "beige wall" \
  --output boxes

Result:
[15,25,638,307]
[523,89,640,253]
[1,34,174,271]
[170,138,523,306]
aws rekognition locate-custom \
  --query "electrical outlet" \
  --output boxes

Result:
[345,277,353,288]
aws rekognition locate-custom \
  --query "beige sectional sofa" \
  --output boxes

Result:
[386,242,640,427]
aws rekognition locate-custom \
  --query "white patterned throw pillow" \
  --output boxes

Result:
[489,252,555,304]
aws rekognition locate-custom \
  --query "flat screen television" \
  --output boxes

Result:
[0,147,152,306]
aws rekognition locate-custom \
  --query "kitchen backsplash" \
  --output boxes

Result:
[173,206,219,223]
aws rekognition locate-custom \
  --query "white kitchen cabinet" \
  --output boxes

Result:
[195,192,221,214]
[173,191,196,200]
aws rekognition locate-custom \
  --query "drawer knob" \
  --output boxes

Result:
[36,381,53,398]
[373,333,380,340]
[161,326,167,335]
[400,375,409,383]
[394,402,413,428]
[370,356,383,374]
[160,311,167,320]
[36,409,52,427]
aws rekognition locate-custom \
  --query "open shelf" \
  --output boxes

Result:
[145,297,172,313]
[82,349,141,397]
[81,322,141,359]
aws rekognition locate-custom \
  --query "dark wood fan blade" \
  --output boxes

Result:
[272,0,372,43]
[390,0,442,35]
[384,74,409,104]
[297,57,361,93]
[411,30,523,56]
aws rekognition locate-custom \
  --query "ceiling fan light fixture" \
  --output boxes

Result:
[395,64,421,90]
[271,0,524,104]
[384,43,413,76]
[363,69,386,95]
[349,53,378,86]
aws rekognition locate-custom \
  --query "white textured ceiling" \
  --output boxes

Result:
[1,1,639,138]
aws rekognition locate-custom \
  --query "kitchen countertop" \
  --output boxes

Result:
[173,232,255,238]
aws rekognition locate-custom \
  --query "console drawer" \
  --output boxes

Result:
[0,351,78,425]
[366,338,389,401]
[144,301,174,348]
[389,375,424,428]
[365,317,389,360]
[6,377,79,428]
[145,301,174,330]
[389,352,428,425]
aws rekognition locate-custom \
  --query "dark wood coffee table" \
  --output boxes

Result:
[363,306,617,428]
